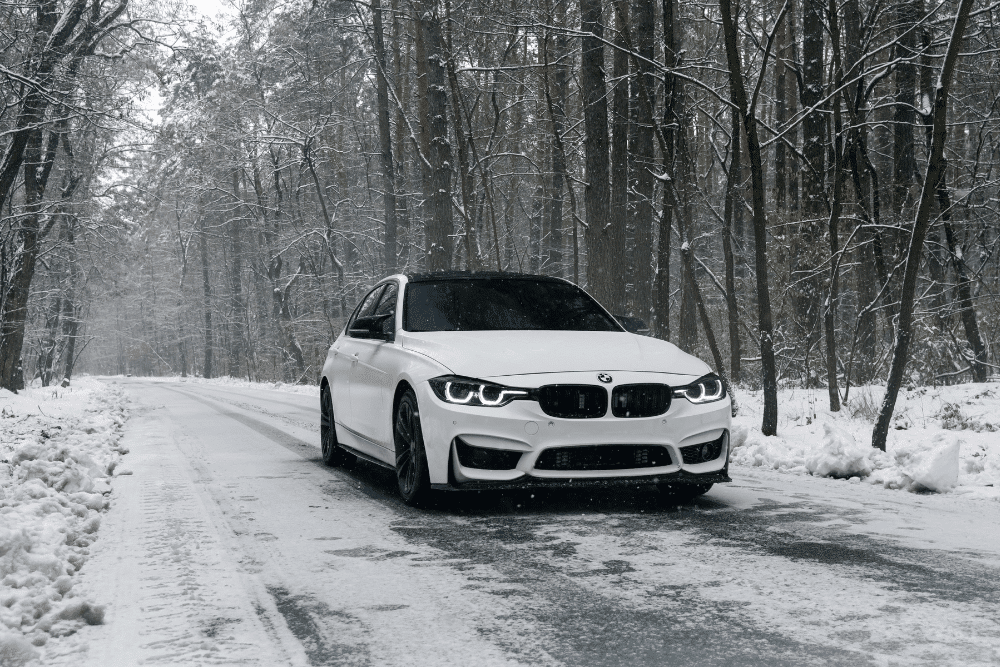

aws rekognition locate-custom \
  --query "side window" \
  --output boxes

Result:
[373,282,398,318]
[373,282,398,338]
[347,286,384,338]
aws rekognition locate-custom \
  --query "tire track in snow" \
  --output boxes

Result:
[114,381,1000,666]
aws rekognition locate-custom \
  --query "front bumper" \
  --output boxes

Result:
[431,467,731,491]
[414,370,732,488]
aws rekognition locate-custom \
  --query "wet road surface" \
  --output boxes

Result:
[62,379,1000,667]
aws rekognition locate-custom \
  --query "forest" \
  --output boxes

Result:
[1,0,998,447]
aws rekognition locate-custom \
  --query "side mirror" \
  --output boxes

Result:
[615,315,650,335]
[349,314,394,341]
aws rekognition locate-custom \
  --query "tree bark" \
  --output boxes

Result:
[630,0,655,320]
[547,0,569,278]
[198,210,214,379]
[873,0,975,451]
[608,0,630,314]
[653,0,679,340]
[940,184,988,382]
[0,118,61,390]
[372,0,399,274]
[723,109,742,381]
[229,170,247,379]
[417,0,454,271]
[719,0,780,435]
[581,0,613,304]
[798,0,825,370]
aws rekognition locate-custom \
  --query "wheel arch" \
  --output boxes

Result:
[392,379,414,423]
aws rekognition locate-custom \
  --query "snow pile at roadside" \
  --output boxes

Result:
[114,373,317,397]
[730,383,999,497]
[0,380,128,663]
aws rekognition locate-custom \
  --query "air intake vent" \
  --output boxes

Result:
[680,433,726,464]
[535,445,672,471]
[611,384,671,418]
[537,385,607,419]
[455,438,522,470]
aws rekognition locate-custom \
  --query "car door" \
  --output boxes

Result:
[350,281,398,451]
[332,285,384,439]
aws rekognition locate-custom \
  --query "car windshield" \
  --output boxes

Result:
[403,278,621,332]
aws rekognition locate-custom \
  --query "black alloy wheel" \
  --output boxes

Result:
[320,385,347,466]
[656,482,713,501]
[394,389,432,506]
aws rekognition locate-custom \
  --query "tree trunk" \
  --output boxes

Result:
[608,0,629,314]
[417,0,454,271]
[653,0,679,340]
[581,0,613,303]
[0,121,60,391]
[392,0,412,270]
[372,0,399,274]
[892,0,919,225]
[198,210,214,379]
[547,0,569,278]
[681,244,733,404]
[723,109,742,382]
[630,0,655,320]
[873,0,975,450]
[229,171,247,379]
[719,0,780,435]
[940,184,988,382]
[798,0,825,375]
[773,12,790,211]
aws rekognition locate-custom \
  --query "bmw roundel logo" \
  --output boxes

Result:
[597,373,613,384]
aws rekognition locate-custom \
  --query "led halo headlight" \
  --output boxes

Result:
[429,375,532,408]
[673,373,727,404]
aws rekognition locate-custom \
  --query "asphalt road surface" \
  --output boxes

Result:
[55,379,1000,667]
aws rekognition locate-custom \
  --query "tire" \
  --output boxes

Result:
[320,385,347,466]
[656,482,713,501]
[393,389,432,507]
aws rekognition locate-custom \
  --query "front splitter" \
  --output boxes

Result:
[431,467,731,492]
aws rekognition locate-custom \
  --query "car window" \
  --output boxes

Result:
[358,286,385,318]
[347,286,385,337]
[373,282,398,318]
[403,279,621,332]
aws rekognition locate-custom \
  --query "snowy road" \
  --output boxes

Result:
[55,379,1000,666]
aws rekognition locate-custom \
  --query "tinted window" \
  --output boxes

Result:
[358,287,384,318]
[403,279,621,332]
[347,286,385,337]
[373,282,398,318]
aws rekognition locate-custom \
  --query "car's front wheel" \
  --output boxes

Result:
[394,389,432,507]
[320,385,348,466]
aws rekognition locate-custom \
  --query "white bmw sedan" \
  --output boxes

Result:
[320,272,732,506]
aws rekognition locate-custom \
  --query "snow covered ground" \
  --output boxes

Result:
[3,375,999,666]
[0,379,128,666]
[731,383,1000,498]
[129,375,1000,498]
[102,374,318,398]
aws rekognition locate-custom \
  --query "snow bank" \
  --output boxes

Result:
[804,423,875,478]
[0,379,128,660]
[872,434,961,493]
[114,373,317,397]
[730,384,999,497]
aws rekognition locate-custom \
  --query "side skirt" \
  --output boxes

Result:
[339,443,396,471]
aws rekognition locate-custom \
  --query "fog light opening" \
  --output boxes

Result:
[454,438,522,471]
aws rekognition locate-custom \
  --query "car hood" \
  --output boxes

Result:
[399,330,711,379]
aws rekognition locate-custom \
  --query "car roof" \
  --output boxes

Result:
[404,271,569,284]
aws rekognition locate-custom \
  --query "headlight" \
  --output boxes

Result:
[674,373,726,404]
[428,375,532,407]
